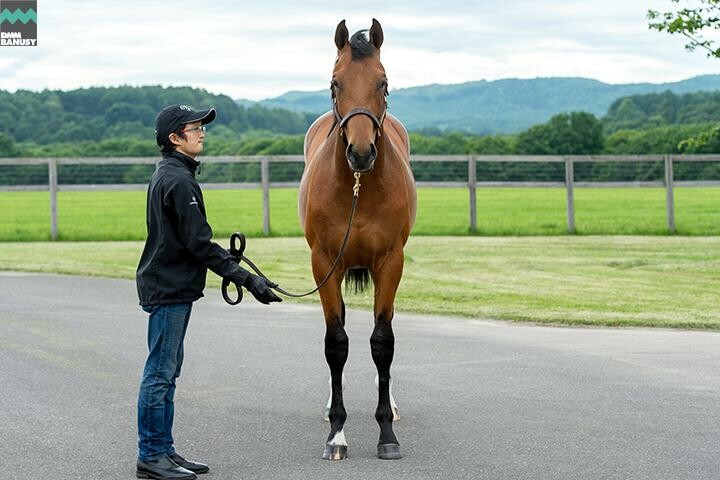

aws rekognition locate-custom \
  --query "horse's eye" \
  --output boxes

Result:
[331,79,340,89]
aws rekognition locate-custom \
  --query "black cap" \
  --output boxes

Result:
[155,104,216,146]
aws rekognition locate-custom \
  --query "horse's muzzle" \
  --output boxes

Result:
[346,143,376,172]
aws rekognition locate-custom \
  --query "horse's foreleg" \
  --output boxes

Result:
[374,373,399,421]
[314,254,349,460]
[325,372,347,421]
[324,316,349,460]
[371,250,404,460]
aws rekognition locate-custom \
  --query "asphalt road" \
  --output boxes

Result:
[0,272,718,480]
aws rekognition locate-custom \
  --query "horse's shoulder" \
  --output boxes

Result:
[304,111,335,158]
[384,113,410,158]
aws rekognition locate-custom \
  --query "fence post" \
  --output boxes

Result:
[565,156,575,234]
[664,154,675,234]
[468,154,477,233]
[261,157,270,236]
[48,158,58,240]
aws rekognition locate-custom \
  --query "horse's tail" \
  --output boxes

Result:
[345,268,371,294]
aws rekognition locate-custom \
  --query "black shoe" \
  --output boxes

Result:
[169,453,210,475]
[136,455,197,480]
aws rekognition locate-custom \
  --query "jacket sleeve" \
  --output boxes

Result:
[167,177,250,285]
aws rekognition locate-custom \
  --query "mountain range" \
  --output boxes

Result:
[238,75,720,134]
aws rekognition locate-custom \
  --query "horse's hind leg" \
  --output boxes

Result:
[314,255,349,460]
[370,250,404,460]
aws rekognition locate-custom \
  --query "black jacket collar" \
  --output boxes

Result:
[166,150,200,176]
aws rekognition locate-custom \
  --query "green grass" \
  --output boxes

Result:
[1,236,718,329]
[1,187,718,241]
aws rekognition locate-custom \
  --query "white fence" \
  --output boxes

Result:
[1,154,719,239]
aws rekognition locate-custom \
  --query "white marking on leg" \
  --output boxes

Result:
[325,376,332,415]
[325,373,347,422]
[375,373,400,421]
[328,429,348,446]
[390,377,400,421]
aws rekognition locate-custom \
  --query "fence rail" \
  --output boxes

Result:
[1,154,719,239]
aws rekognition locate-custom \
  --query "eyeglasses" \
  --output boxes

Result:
[181,125,206,134]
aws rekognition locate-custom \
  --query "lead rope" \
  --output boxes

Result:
[237,172,361,298]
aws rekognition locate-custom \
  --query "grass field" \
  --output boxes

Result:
[1,187,719,241]
[1,236,718,329]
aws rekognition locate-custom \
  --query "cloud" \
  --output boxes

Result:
[0,0,717,99]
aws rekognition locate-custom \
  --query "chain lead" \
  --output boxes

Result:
[353,172,361,197]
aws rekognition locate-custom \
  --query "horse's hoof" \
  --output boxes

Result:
[377,443,402,460]
[322,444,348,460]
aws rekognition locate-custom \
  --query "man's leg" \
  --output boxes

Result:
[137,303,193,461]
[163,304,192,456]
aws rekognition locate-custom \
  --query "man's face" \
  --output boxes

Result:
[171,121,205,158]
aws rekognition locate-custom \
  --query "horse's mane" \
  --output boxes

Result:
[350,30,374,60]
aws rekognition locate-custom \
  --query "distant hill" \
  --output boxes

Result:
[242,75,720,134]
[0,85,315,145]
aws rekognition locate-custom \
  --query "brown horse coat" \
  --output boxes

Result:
[297,19,416,461]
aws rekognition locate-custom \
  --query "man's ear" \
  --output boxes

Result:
[168,133,182,146]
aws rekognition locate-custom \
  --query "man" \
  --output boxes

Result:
[135,105,282,480]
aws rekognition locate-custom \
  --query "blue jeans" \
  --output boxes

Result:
[137,303,192,461]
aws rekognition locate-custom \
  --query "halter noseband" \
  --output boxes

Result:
[329,88,387,139]
[336,106,383,131]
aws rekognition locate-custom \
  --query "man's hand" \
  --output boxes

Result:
[242,273,282,304]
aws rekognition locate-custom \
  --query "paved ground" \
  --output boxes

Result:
[0,272,719,479]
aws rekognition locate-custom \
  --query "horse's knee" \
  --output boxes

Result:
[325,325,348,352]
[370,320,394,368]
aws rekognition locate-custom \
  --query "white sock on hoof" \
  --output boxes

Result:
[328,429,348,446]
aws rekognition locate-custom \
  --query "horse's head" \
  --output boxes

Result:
[331,19,388,173]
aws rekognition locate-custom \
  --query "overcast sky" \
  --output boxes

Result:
[1,0,718,100]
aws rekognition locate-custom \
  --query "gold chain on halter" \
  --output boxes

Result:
[353,172,362,197]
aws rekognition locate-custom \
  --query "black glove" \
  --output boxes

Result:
[242,273,282,304]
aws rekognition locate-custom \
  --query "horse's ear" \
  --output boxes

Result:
[335,20,349,50]
[369,18,383,50]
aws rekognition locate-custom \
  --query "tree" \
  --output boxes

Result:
[678,124,720,152]
[516,112,604,155]
[0,132,16,157]
[648,1,720,58]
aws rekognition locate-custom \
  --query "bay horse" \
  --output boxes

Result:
[298,19,417,461]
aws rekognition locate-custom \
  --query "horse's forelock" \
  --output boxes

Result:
[350,30,375,60]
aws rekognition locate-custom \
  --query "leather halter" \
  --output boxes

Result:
[329,94,387,139]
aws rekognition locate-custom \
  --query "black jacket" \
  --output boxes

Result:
[136,151,249,306]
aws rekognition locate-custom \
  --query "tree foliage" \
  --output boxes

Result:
[0,132,16,156]
[603,90,720,133]
[648,0,720,58]
[516,112,604,155]
[0,85,313,145]
[679,124,720,152]
[2,85,719,185]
